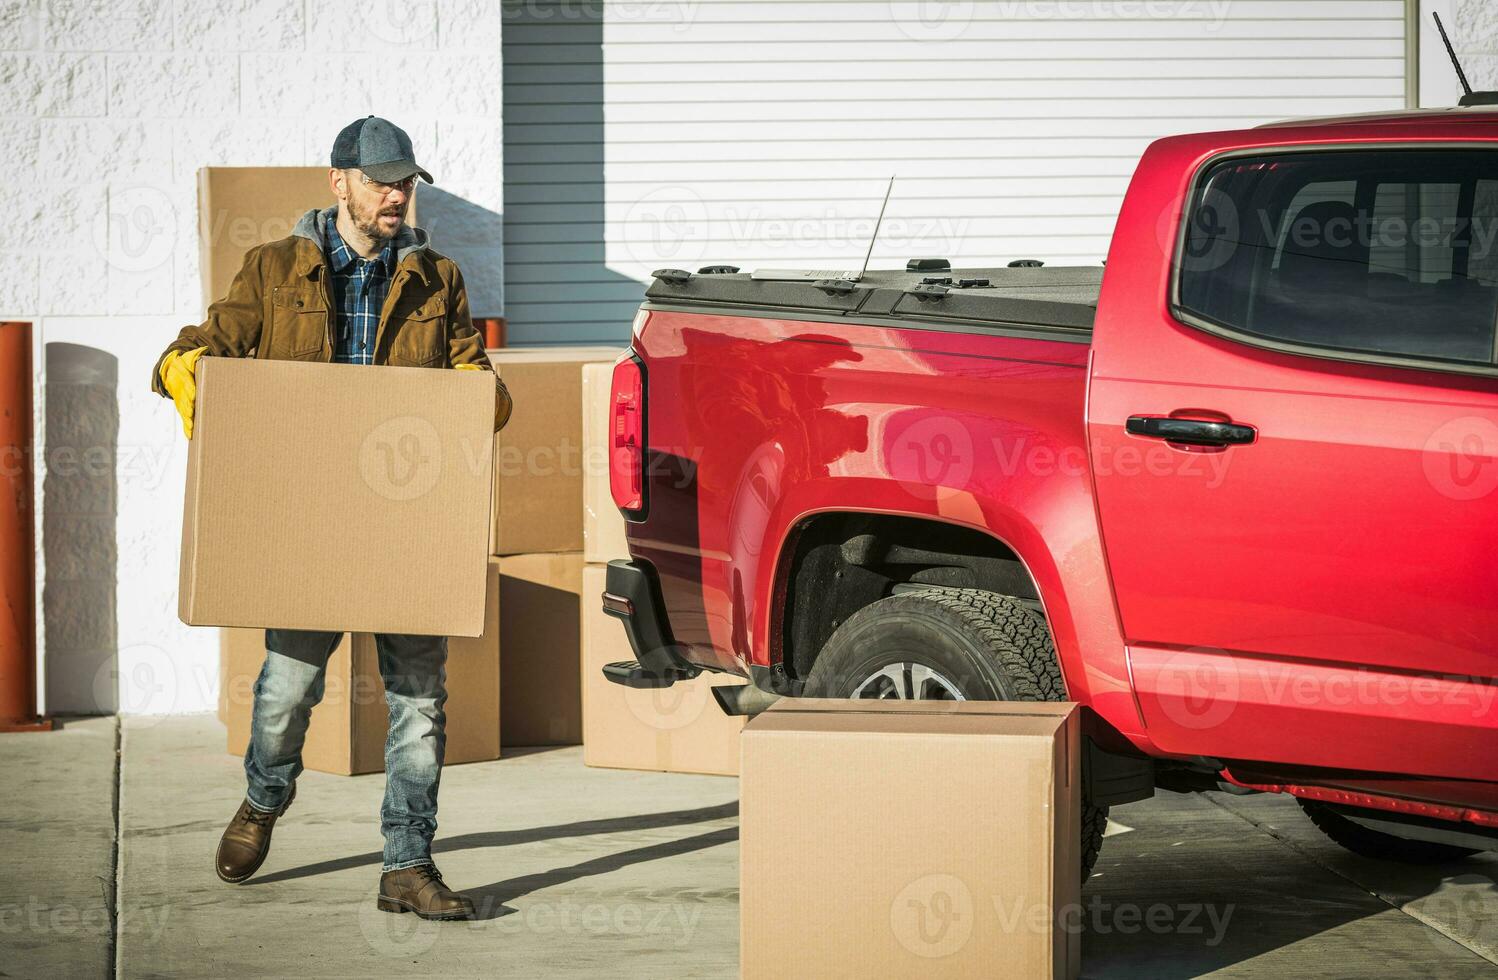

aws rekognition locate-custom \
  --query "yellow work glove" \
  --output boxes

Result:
[454,363,511,431]
[159,346,208,439]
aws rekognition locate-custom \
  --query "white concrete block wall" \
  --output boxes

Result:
[1455,0,1498,86]
[5,0,504,716]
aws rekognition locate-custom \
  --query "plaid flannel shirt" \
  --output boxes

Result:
[325,210,397,365]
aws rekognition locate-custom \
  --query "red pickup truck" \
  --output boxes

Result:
[599,106,1498,875]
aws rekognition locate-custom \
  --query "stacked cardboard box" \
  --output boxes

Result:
[497,551,584,746]
[487,348,620,749]
[488,346,745,766]
[580,564,746,775]
[487,347,624,557]
[741,700,1082,979]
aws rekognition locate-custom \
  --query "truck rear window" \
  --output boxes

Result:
[1175,148,1498,369]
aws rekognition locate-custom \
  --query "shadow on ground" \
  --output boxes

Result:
[466,826,741,921]
[249,801,739,889]
[1079,791,1498,978]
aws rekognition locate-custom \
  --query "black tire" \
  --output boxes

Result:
[802,587,1108,881]
[1298,800,1480,864]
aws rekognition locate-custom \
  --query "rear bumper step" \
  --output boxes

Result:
[599,559,701,689]
[601,660,696,689]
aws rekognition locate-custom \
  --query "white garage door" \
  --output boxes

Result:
[502,0,1411,345]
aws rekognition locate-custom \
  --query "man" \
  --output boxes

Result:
[152,116,511,921]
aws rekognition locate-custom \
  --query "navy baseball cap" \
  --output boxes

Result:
[331,116,433,184]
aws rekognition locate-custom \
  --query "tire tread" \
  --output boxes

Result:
[898,588,1066,702]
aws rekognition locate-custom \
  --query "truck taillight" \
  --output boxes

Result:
[609,355,645,515]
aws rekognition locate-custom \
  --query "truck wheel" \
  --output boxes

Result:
[1298,800,1479,864]
[801,587,1108,881]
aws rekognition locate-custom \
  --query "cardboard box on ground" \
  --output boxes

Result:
[220,559,502,775]
[580,563,745,776]
[180,358,493,635]
[740,700,1082,980]
[497,551,584,747]
[483,348,621,751]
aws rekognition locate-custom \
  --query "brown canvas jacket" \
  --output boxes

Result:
[152,205,512,430]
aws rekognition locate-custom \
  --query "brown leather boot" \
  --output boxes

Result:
[215,783,296,884]
[377,864,475,921]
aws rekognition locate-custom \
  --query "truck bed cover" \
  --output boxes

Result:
[643,265,1102,334]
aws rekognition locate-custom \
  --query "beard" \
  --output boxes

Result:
[347,190,405,241]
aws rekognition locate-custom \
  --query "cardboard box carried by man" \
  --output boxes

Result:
[157,116,508,922]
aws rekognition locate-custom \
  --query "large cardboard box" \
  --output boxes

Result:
[221,559,502,774]
[580,361,631,563]
[198,167,416,311]
[498,551,585,746]
[741,699,1081,979]
[181,357,493,636]
[580,563,743,774]
[487,347,623,556]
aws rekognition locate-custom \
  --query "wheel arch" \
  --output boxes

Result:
[769,510,1066,690]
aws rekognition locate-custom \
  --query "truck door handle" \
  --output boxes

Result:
[1125,415,1256,447]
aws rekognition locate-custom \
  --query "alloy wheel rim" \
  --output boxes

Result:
[850,662,966,700]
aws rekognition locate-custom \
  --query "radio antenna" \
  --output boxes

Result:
[856,176,896,282]
[1433,12,1473,98]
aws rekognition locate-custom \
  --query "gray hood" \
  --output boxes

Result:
[291,205,430,267]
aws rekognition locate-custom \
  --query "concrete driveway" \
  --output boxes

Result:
[3,715,1496,978]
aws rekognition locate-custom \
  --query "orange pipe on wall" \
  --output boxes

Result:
[475,317,506,350]
[0,322,49,732]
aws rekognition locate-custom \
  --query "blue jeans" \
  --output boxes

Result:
[243,629,448,871]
